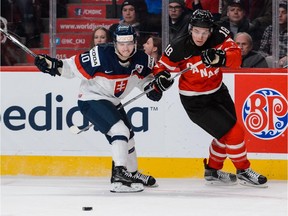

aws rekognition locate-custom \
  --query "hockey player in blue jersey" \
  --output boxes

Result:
[34,25,170,193]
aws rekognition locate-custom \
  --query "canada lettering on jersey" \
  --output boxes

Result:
[186,61,220,79]
[188,62,220,78]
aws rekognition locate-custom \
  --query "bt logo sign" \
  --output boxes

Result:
[242,88,287,140]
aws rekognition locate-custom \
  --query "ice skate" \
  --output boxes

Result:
[204,159,237,186]
[237,168,268,188]
[131,171,158,187]
[110,166,144,193]
[111,161,158,187]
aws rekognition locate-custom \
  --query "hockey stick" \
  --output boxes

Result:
[0,27,37,58]
[69,66,191,134]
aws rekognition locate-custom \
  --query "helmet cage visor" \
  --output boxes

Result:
[115,35,135,43]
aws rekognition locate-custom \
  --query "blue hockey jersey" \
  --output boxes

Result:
[61,44,155,105]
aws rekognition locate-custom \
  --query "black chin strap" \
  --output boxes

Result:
[117,56,130,63]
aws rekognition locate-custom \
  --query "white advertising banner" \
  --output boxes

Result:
[1,71,287,160]
[1,71,219,157]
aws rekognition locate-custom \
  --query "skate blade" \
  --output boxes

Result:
[110,182,144,193]
[205,180,238,186]
[239,180,268,188]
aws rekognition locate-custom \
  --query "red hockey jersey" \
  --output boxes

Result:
[153,25,241,96]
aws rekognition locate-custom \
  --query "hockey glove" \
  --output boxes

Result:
[153,71,174,92]
[34,54,63,76]
[144,82,162,102]
[201,48,226,67]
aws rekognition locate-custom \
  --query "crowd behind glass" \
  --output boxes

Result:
[0,0,287,68]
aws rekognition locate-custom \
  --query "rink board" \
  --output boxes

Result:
[1,155,287,179]
[0,67,287,179]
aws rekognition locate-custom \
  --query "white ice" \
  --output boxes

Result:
[1,176,287,216]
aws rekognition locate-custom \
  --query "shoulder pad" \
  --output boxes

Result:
[209,24,231,46]
[164,33,193,62]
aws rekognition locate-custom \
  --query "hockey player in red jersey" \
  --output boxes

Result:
[34,25,161,193]
[152,9,267,187]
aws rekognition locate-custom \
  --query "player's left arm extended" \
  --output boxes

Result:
[220,38,242,69]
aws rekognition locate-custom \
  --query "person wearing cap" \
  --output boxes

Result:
[259,1,288,68]
[109,0,150,48]
[169,0,202,41]
[217,0,263,50]
[218,0,248,36]
[221,0,272,50]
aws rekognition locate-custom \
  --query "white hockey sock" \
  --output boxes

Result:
[108,120,130,167]
[111,140,128,167]
[126,138,138,173]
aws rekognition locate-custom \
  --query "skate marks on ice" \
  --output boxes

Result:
[1,177,287,216]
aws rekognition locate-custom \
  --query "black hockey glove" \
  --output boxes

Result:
[144,82,162,102]
[201,48,226,67]
[153,71,174,92]
[34,54,63,76]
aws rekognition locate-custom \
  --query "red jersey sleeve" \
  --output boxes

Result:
[152,55,179,76]
[216,37,242,69]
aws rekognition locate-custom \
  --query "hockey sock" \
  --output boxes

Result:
[111,140,128,167]
[126,138,138,173]
[208,139,227,170]
[108,120,130,167]
[220,121,250,170]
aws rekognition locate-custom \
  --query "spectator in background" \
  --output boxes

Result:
[217,0,262,50]
[109,0,152,48]
[143,36,162,61]
[169,0,202,41]
[186,0,222,21]
[90,27,110,48]
[259,1,288,68]
[234,32,268,68]
[221,0,272,50]
[109,0,140,33]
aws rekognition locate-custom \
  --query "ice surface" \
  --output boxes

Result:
[1,177,287,216]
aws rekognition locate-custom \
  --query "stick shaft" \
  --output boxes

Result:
[0,28,37,58]
[74,67,191,134]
